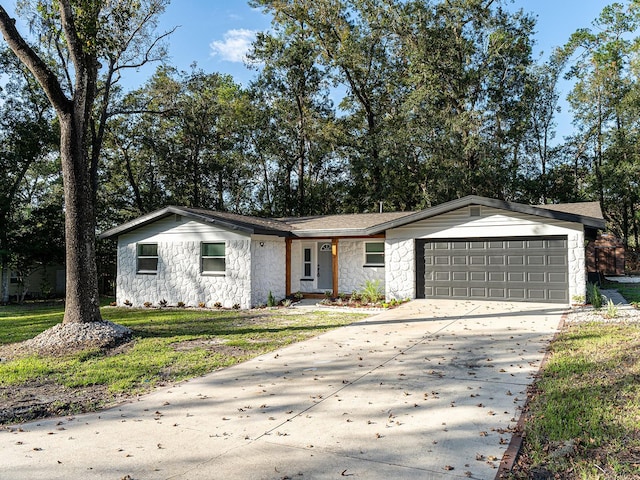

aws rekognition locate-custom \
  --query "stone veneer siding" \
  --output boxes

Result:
[116,239,252,309]
[337,240,385,294]
[251,238,286,306]
[385,238,415,301]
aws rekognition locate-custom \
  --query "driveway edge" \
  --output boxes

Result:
[495,310,568,479]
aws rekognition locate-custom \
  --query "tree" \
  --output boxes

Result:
[99,66,251,219]
[0,47,57,303]
[0,0,170,324]
[563,1,640,244]
[247,13,339,216]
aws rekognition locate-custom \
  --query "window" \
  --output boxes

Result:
[137,243,158,274]
[303,247,312,278]
[9,271,19,284]
[201,242,226,274]
[470,206,481,217]
[365,242,385,266]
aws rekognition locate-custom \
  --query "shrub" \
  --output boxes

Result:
[267,291,276,307]
[177,301,186,308]
[213,301,222,309]
[282,299,293,308]
[158,298,168,307]
[232,303,241,310]
[124,299,132,307]
[294,291,303,300]
[603,298,618,319]
[198,302,206,308]
[358,279,384,304]
[143,301,152,308]
[586,282,603,309]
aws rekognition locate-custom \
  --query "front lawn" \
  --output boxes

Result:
[511,321,640,479]
[603,280,640,303]
[0,303,368,423]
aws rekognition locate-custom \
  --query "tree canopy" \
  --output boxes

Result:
[2,0,640,310]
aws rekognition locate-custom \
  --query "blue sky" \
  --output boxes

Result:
[154,1,608,86]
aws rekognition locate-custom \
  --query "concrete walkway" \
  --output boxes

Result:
[1,300,564,480]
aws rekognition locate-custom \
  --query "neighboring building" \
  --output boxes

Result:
[0,264,65,301]
[99,195,605,309]
[586,233,625,277]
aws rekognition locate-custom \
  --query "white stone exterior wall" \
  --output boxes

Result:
[116,239,252,309]
[251,237,286,306]
[385,239,415,300]
[568,231,586,301]
[115,217,255,309]
[337,240,385,294]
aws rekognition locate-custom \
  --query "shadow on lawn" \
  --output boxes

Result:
[105,308,358,340]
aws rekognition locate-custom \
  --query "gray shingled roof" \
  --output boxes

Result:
[537,202,603,219]
[181,207,294,233]
[279,211,415,236]
[99,196,605,240]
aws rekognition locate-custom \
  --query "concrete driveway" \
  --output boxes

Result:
[1,300,564,480]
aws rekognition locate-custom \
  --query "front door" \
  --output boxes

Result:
[317,242,333,290]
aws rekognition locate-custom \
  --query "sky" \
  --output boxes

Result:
[2,0,613,139]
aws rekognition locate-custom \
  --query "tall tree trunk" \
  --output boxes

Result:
[59,113,102,324]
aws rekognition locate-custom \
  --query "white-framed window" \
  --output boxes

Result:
[137,243,158,274]
[302,246,313,278]
[9,271,19,284]
[201,242,226,274]
[364,242,385,266]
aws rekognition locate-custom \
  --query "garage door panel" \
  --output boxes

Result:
[508,272,525,282]
[452,256,467,265]
[470,256,486,265]
[527,289,546,300]
[548,255,567,265]
[489,272,505,282]
[508,256,524,265]
[548,290,568,301]
[528,255,545,265]
[452,272,467,281]
[528,272,545,282]
[418,236,568,304]
[508,289,525,299]
[489,288,505,298]
[548,272,567,283]
[435,271,450,281]
[470,271,486,281]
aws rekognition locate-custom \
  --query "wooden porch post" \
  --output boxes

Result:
[285,237,292,297]
[332,238,339,297]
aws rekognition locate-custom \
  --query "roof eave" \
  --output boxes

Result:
[98,206,257,239]
[291,229,372,238]
[370,196,606,232]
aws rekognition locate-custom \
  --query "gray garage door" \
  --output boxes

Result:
[415,237,569,303]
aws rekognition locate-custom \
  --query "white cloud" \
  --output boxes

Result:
[210,29,256,63]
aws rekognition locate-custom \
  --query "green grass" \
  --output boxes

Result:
[603,280,640,303]
[0,303,367,396]
[513,321,640,479]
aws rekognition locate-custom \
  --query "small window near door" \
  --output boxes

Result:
[201,242,226,274]
[303,247,312,278]
[365,242,385,266]
[137,243,158,274]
